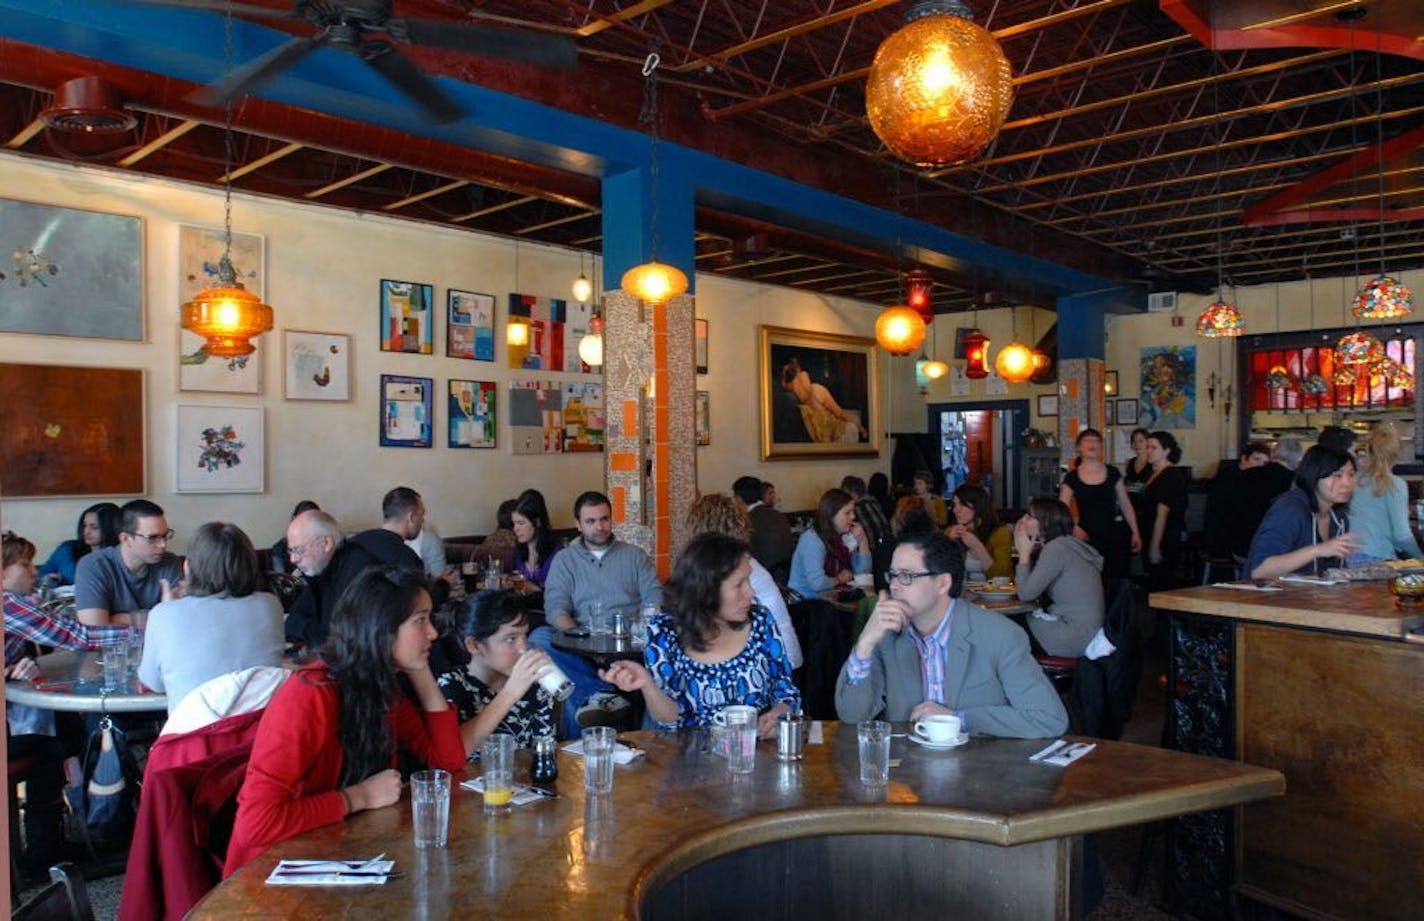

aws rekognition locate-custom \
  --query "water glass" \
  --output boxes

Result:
[481,734,516,815]
[99,639,129,692]
[857,720,892,786]
[411,769,452,847]
[582,726,616,794]
[586,599,606,635]
[485,557,503,590]
[715,705,758,774]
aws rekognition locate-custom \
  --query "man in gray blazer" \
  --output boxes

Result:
[835,530,1067,739]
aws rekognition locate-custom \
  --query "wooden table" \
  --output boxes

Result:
[4,648,167,713]
[1151,580,1423,921]
[549,629,645,668]
[193,724,1282,920]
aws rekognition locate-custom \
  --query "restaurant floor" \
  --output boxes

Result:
[15,647,1187,920]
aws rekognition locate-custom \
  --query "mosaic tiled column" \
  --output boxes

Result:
[601,289,697,578]
[1056,357,1107,449]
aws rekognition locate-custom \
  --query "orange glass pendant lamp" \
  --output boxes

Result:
[866,0,1014,167]
[875,304,927,355]
[181,254,272,358]
[620,261,688,308]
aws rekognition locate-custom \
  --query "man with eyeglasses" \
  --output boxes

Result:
[835,530,1066,739]
[75,499,184,627]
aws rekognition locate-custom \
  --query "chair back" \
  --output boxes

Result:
[1071,578,1144,740]
[13,863,94,921]
[160,665,290,738]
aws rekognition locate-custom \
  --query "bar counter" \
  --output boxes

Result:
[1151,580,1424,920]
[193,724,1281,920]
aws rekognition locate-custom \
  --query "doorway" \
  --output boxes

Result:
[929,400,1031,511]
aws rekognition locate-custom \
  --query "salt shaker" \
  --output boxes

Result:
[531,735,559,784]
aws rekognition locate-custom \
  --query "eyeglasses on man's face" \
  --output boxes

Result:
[288,538,326,559]
[128,529,174,545]
[883,569,940,586]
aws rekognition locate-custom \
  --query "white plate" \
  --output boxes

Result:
[910,731,969,750]
[973,590,1018,601]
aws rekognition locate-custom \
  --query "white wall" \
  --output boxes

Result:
[0,155,895,554]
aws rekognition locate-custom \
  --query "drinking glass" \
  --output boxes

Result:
[857,720,892,786]
[411,769,452,847]
[99,639,129,692]
[481,734,516,815]
[582,726,616,794]
[586,600,606,635]
[485,557,503,590]
[715,705,758,774]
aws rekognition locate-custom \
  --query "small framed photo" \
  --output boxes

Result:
[1116,398,1139,425]
[175,404,264,493]
[1104,400,1116,426]
[380,374,433,447]
[1037,393,1059,417]
[695,318,709,375]
[379,279,434,354]
[447,289,495,361]
[283,330,351,401]
[1104,369,1119,397]
[696,390,710,445]
[448,379,496,448]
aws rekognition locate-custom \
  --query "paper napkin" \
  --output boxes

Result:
[266,858,394,886]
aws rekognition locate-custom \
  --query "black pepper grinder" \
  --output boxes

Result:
[531,735,558,784]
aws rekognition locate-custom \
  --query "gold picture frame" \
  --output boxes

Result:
[759,325,880,460]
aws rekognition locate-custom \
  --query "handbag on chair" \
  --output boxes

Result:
[66,715,142,853]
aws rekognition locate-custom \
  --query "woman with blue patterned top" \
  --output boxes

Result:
[601,532,800,738]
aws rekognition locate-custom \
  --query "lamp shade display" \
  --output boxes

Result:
[1351,275,1415,320]
[1336,331,1385,367]
[1196,299,1245,338]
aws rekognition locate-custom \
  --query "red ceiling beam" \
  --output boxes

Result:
[1160,0,1424,63]
[1243,124,1424,226]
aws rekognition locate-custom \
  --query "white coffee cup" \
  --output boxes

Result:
[990,576,1012,587]
[852,573,873,588]
[711,704,758,727]
[914,713,962,743]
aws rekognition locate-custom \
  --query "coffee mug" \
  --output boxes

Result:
[990,576,1012,587]
[711,705,758,728]
[914,713,962,743]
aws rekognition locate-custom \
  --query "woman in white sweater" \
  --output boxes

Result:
[138,522,285,712]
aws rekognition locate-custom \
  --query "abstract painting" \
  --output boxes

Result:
[178,224,263,302]
[175,405,264,493]
[381,374,433,447]
[448,378,496,448]
[284,330,350,401]
[1138,345,1196,429]
[0,363,144,497]
[0,198,142,341]
[447,289,495,361]
[759,326,880,459]
[506,292,593,372]
[380,279,433,354]
[562,382,605,453]
[508,380,564,454]
[179,328,261,394]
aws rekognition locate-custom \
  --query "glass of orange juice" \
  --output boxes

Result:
[481,734,516,815]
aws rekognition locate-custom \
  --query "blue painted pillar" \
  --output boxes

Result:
[1054,291,1113,444]
[600,147,696,293]
[1055,292,1110,361]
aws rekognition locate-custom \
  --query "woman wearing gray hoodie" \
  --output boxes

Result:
[1012,498,1105,659]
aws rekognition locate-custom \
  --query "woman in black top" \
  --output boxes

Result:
[1140,430,1189,589]
[1059,428,1141,580]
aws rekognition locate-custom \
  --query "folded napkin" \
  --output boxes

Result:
[1211,581,1284,592]
[807,721,824,745]
[460,777,557,805]
[1029,740,1095,767]
[1279,574,1347,586]
[1083,628,1116,661]
[561,740,644,764]
[266,858,394,886]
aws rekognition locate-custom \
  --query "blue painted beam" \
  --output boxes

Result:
[1055,289,1141,360]
[0,0,1119,303]
[601,154,696,293]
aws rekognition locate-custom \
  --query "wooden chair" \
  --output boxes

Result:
[12,863,95,921]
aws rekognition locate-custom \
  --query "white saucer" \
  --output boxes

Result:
[973,590,1017,602]
[910,731,969,750]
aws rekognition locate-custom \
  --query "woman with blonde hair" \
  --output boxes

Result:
[1348,424,1422,562]
[685,494,801,668]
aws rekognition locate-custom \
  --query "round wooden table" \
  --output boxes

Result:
[4,648,167,713]
[192,724,1282,919]
[549,629,645,668]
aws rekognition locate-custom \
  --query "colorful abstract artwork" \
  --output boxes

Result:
[175,405,264,493]
[381,374,433,447]
[447,289,495,361]
[506,293,593,372]
[508,380,564,454]
[0,198,142,341]
[0,363,145,497]
[380,279,434,354]
[562,382,605,453]
[448,379,496,448]
[1138,345,1196,429]
[180,328,261,394]
[283,330,350,401]
[178,224,263,301]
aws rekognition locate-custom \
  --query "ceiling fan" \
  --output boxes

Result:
[141,1,579,122]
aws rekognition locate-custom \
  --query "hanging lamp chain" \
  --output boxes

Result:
[640,50,662,263]
[218,2,237,286]
[1373,18,1387,278]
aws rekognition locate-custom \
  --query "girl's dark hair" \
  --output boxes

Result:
[323,565,431,787]
[1075,428,1103,447]
[1025,497,1075,563]
[867,472,891,502]
[74,502,121,558]
[1130,427,1150,442]
[952,483,999,543]
[813,488,854,555]
[495,498,518,532]
[185,522,265,597]
[855,497,888,550]
[517,489,550,529]
[1148,430,1182,464]
[662,532,750,652]
[512,494,557,566]
[458,589,527,647]
[1295,444,1355,512]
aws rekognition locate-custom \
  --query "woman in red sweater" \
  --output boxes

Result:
[225,565,466,874]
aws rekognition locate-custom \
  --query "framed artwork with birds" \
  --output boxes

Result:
[283,330,351,401]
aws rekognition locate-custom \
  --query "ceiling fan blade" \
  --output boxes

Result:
[391,18,578,71]
[361,41,463,123]
[133,0,295,19]
[191,34,325,107]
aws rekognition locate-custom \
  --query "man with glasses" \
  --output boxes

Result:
[835,530,1066,739]
[75,499,184,627]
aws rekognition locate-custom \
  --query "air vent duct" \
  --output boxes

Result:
[41,77,136,134]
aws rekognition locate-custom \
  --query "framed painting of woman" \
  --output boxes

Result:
[758,326,880,460]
